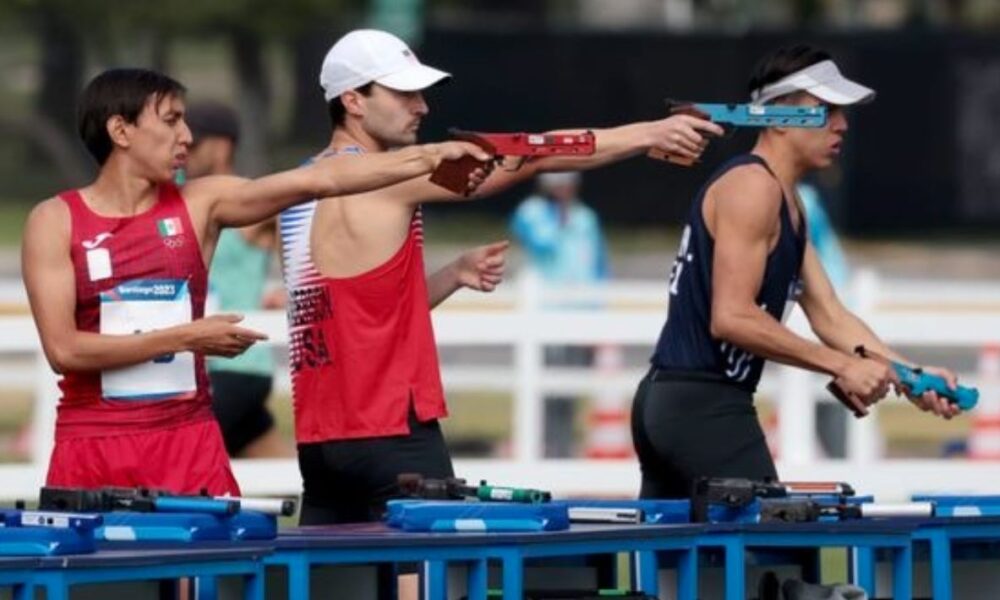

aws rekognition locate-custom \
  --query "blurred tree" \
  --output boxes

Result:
[10,0,367,174]
[6,0,92,186]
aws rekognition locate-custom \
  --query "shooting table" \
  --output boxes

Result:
[40,544,268,600]
[267,522,701,600]
[687,520,914,600]
[0,557,38,598]
[854,515,1000,600]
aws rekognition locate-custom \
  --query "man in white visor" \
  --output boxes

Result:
[633,44,961,500]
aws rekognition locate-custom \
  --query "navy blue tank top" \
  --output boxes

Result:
[651,154,806,391]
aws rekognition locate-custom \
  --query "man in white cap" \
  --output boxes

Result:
[632,44,962,500]
[282,28,724,527]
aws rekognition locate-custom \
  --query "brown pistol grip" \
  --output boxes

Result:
[429,155,490,195]
[430,129,495,195]
[827,380,866,418]
[647,101,709,167]
[647,147,696,167]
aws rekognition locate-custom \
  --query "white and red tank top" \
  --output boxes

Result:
[279,148,447,443]
[56,184,214,440]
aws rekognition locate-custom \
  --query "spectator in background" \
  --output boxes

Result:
[799,182,849,289]
[184,101,291,459]
[511,171,610,457]
[511,171,608,285]
[799,181,851,459]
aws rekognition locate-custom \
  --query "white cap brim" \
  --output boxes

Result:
[376,64,451,92]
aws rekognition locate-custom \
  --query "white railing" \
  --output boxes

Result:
[2,269,1000,502]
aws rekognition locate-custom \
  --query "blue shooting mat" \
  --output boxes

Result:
[0,524,96,556]
[96,510,277,542]
[97,511,231,542]
[226,510,277,540]
[385,500,570,532]
[912,494,1000,517]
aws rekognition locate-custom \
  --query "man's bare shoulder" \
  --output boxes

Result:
[711,162,782,200]
[708,162,783,217]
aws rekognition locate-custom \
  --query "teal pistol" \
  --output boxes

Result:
[649,99,828,165]
[828,346,979,417]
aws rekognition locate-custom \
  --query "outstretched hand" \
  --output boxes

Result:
[649,114,724,164]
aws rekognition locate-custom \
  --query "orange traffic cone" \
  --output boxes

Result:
[969,344,1000,459]
[584,345,633,459]
[762,411,780,459]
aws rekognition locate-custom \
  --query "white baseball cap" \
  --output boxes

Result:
[319,29,451,101]
[751,60,875,106]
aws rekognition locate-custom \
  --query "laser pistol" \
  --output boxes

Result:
[429,129,596,195]
[828,345,979,418]
[398,474,552,504]
[648,99,828,166]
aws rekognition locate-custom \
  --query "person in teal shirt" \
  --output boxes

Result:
[185,102,290,458]
[510,171,608,284]
[798,182,849,289]
[510,171,609,457]
[799,181,851,459]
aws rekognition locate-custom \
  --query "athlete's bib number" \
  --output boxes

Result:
[100,279,196,401]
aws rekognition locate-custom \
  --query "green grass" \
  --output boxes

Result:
[0,202,32,247]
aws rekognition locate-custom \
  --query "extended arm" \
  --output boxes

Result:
[378,115,725,206]
[196,142,491,229]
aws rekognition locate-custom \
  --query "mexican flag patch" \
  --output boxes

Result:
[157,217,183,237]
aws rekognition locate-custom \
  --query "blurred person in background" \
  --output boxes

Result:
[799,182,849,289]
[20,67,490,496]
[184,101,291,459]
[511,171,609,457]
[285,27,723,529]
[511,171,609,286]
[633,44,961,500]
[799,180,852,459]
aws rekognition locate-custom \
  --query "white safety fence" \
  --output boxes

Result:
[1,269,1000,502]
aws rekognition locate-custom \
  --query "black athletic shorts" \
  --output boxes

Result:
[209,371,275,456]
[297,409,455,525]
[630,368,777,499]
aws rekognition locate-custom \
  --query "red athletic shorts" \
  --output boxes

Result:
[46,418,240,496]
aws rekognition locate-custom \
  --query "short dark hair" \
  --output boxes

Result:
[748,44,832,99]
[327,82,374,127]
[78,68,186,165]
[186,101,240,146]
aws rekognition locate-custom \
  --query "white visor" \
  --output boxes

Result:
[751,60,875,106]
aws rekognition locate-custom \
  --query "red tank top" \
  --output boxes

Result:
[56,184,214,440]
[280,181,447,443]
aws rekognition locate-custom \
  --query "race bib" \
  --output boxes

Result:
[100,279,196,401]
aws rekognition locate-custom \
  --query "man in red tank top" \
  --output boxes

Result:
[285,29,726,527]
[21,68,490,496]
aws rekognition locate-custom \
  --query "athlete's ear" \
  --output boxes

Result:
[340,90,366,119]
[106,115,131,151]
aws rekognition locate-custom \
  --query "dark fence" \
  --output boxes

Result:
[414,28,1000,234]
